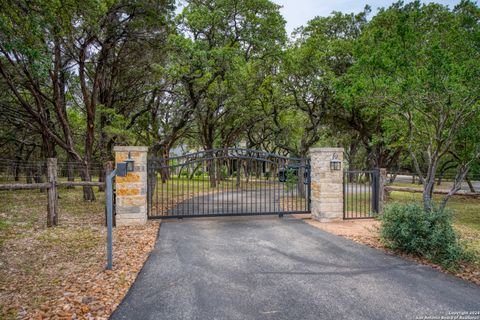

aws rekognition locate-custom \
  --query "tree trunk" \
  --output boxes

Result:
[26,167,33,184]
[297,157,307,198]
[348,140,358,183]
[215,157,222,185]
[439,165,471,211]
[466,177,476,193]
[41,129,56,159]
[255,161,261,179]
[13,155,21,182]
[98,165,106,192]
[79,164,95,201]
[244,160,250,184]
[437,175,444,186]
[419,165,437,211]
[236,161,241,187]
[189,162,203,180]
[160,146,170,184]
[66,153,75,189]
[436,161,456,186]
[34,163,44,184]
[389,172,397,184]
[208,151,216,188]
[422,185,433,212]
[82,160,95,201]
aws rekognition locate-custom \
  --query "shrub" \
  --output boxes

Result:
[220,166,229,179]
[380,203,465,269]
[285,168,298,191]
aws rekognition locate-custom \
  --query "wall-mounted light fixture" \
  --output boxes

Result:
[116,152,135,177]
[330,153,341,171]
[124,152,135,172]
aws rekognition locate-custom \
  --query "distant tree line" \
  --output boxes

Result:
[0,0,478,209]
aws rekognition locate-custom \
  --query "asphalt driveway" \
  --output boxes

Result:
[168,189,285,216]
[111,217,480,320]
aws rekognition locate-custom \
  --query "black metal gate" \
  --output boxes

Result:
[343,169,380,219]
[147,148,310,218]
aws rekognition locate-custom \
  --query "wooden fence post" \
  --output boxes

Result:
[98,162,110,192]
[47,158,58,227]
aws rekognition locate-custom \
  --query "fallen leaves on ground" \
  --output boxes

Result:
[0,189,159,319]
[39,223,158,320]
[1,222,159,319]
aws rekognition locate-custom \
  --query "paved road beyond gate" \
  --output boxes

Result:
[147,148,311,218]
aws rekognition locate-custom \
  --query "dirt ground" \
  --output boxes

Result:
[0,189,160,319]
[301,217,381,243]
[0,222,160,319]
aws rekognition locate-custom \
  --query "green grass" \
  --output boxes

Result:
[344,192,376,216]
[389,180,475,191]
[37,226,102,257]
[0,218,9,246]
[0,188,105,249]
[154,176,281,198]
[0,218,9,230]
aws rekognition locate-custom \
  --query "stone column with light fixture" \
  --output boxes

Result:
[114,146,148,225]
[309,147,345,222]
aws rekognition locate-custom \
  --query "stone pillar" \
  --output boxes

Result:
[378,168,388,215]
[310,147,344,222]
[114,146,148,225]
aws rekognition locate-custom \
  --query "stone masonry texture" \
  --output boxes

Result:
[114,146,149,225]
[309,147,344,222]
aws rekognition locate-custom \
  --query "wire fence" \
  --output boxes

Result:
[0,158,105,184]
[386,170,480,195]
[387,171,480,181]
[0,158,108,227]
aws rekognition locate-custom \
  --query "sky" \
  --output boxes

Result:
[273,0,462,34]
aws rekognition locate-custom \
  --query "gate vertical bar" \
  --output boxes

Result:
[343,171,346,219]
[308,160,311,212]
[371,171,377,212]
[374,169,380,214]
